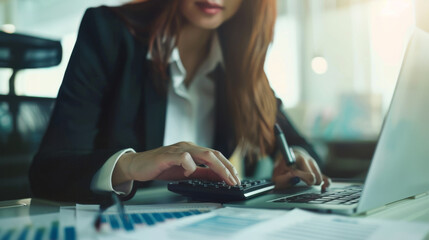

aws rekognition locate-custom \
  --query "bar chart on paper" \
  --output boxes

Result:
[0,214,76,240]
[97,209,211,232]
[0,203,220,240]
[76,203,221,235]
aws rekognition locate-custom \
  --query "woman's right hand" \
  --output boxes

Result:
[112,142,241,187]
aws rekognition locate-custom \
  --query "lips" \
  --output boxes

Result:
[195,1,224,15]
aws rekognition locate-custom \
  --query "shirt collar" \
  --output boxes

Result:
[146,31,224,77]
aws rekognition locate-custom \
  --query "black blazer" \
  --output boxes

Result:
[29,6,320,203]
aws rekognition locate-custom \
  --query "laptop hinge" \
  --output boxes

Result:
[359,205,386,216]
[410,192,428,199]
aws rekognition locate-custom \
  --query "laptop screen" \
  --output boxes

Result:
[358,28,429,213]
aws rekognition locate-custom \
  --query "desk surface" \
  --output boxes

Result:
[1,181,429,221]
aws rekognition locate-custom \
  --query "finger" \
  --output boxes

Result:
[156,166,223,182]
[189,167,224,182]
[321,174,332,191]
[295,155,316,185]
[160,152,197,178]
[173,142,237,185]
[272,168,316,189]
[291,168,318,186]
[307,159,323,185]
[177,152,197,177]
[190,145,240,185]
[172,142,237,185]
[155,166,192,180]
[192,150,237,185]
[213,151,241,185]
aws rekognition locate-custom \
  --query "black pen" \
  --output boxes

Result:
[274,124,301,186]
[274,123,296,166]
[94,192,134,232]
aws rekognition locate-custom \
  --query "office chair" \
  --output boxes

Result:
[0,30,62,200]
[0,31,62,153]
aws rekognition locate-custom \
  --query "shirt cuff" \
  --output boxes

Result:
[91,148,136,196]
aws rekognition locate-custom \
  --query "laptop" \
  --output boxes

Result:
[226,28,429,215]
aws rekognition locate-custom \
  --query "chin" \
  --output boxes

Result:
[194,19,224,30]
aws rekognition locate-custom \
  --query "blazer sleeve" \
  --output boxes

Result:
[29,7,136,203]
[275,98,323,166]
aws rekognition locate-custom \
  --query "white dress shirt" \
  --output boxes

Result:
[91,33,224,195]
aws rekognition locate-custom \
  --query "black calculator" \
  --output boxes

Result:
[167,179,275,202]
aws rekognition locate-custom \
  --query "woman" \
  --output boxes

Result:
[29,0,330,203]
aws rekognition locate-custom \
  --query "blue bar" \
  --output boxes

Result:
[2,229,15,240]
[33,227,45,240]
[130,214,142,224]
[18,227,30,240]
[162,212,174,219]
[108,215,120,230]
[140,214,155,226]
[190,210,202,215]
[64,227,76,240]
[182,211,192,216]
[119,214,134,231]
[151,213,164,222]
[49,221,59,240]
[172,212,184,218]
[100,215,108,223]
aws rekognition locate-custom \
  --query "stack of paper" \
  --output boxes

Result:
[117,208,429,240]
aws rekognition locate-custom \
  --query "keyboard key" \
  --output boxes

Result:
[284,187,363,205]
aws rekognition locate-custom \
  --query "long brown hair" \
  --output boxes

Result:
[112,0,277,157]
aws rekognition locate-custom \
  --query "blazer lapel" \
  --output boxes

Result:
[143,61,167,150]
[211,65,236,158]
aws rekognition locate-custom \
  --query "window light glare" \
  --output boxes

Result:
[2,24,16,34]
[311,56,328,75]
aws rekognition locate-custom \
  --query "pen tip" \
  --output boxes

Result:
[94,215,103,232]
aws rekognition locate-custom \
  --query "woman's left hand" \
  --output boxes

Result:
[272,147,331,191]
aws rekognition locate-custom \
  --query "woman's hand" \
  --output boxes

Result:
[272,147,331,191]
[112,142,241,187]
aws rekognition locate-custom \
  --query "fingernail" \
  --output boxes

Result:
[290,177,300,186]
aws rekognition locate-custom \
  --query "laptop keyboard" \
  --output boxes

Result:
[273,186,362,205]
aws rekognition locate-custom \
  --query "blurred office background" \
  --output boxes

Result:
[0,0,427,200]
